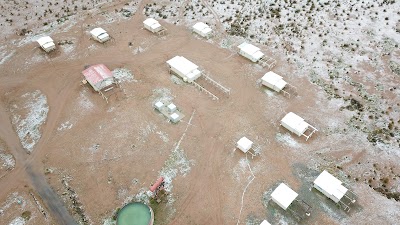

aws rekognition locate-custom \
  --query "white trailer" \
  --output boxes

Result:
[238,42,264,62]
[261,71,297,97]
[192,22,213,38]
[37,36,56,52]
[313,170,357,212]
[237,42,276,69]
[143,18,166,35]
[90,27,110,43]
[280,112,318,141]
[262,71,287,92]
[166,56,201,83]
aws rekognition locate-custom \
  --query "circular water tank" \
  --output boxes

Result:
[117,202,154,225]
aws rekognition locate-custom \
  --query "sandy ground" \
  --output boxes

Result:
[0,0,399,225]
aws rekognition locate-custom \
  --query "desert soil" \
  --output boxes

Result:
[0,0,399,225]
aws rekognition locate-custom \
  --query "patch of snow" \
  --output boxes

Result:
[112,68,134,83]
[87,144,100,154]
[11,90,49,152]
[79,90,94,110]
[232,158,249,182]
[8,217,25,225]
[0,46,15,65]
[160,148,194,192]
[0,153,15,170]
[138,122,157,139]
[152,88,175,105]
[132,46,146,55]
[123,188,153,205]
[156,131,169,143]
[102,218,116,225]
[57,121,73,131]
[0,193,25,213]
[275,132,301,148]
[117,188,128,200]
[263,88,276,97]
[170,75,184,85]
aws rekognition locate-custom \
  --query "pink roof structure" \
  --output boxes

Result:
[82,64,114,91]
[150,177,164,192]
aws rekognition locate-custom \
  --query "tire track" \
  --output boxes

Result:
[201,0,223,32]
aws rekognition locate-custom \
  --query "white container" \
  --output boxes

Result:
[170,113,180,123]
[167,103,177,113]
[236,137,253,153]
[154,101,164,111]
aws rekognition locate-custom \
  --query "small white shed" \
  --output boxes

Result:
[37,36,56,52]
[280,112,318,141]
[237,42,264,62]
[314,170,357,212]
[260,220,271,225]
[90,27,110,43]
[143,18,166,35]
[271,183,298,210]
[261,71,287,92]
[153,100,185,124]
[170,112,180,123]
[167,103,177,113]
[154,101,164,111]
[166,56,202,83]
[271,183,312,220]
[236,137,253,153]
[192,22,213,38]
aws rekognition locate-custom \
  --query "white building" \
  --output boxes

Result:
[143,18,166,35]
[271,183,299,211]
[154,101,164,111]
[261,71,297,97]
[237,42,264,63]
[314,170,357,212]
[166,56,202,83]
[192,22,213,38]
[237,42,276,69]
[37,36,56,52]
[236,137,253,153]
[261,71,287,92]
[153,100,185,124]
[170,112,180,123]
[90,27,110,43]
[260,220,271,225]
[280,112,318,141]
[271,183,312,220]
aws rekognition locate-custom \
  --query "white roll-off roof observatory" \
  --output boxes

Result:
[313,170,357,212]
[90,27,110,43]
[271,183,299,211]
[37,36,56,52]
[280,112,318,141]
[237,42,277,69]
[271,183,312,221]
[261,71,297,97]
[143,18,166,35]
[166,56,201,83]
[238,42,264,63]
[192,22,213,38]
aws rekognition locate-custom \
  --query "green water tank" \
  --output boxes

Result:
[117,202,154,225]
